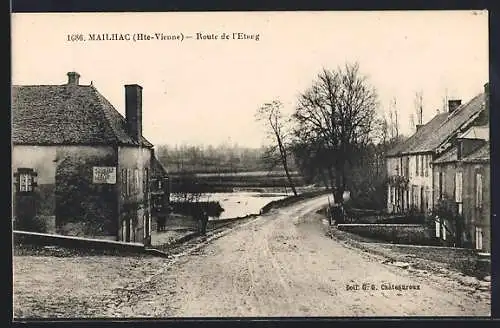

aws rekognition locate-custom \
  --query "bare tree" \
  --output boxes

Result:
[409,113,416,133]
[414,90,424,125]
[386,98,400,139]
[441,87,449,113]
[256,100,298,196]
[293,62,378,204]
[388,110,395,139]
[392,98,399,138]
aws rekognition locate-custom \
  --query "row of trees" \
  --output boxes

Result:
[256,62,406,209]
[155,143,281,174]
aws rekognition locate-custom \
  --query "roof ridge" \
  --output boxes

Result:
[12,84,93,88]
[437,93,483,127]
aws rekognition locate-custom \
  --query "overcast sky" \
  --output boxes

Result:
[12,11,488,148]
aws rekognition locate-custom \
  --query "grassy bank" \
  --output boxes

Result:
[261,188,332,214]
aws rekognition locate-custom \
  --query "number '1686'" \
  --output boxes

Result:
[67,34,85,42]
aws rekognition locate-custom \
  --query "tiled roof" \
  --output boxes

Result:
[386,113,448,157]
[150,155,168,177]
[432,147,458,164]
[386,92,486,157]
[461,143,490,163]
[12,84,153,147]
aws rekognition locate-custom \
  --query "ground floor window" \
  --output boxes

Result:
[435,217,441,238]
[14,168,37,193]
[475,227,483,250]
[412,185,419,209]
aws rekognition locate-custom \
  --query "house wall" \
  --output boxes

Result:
[12,145,118,237]
[386,153,433,214]
[12,146,58,229]
[407,153,433,212]
[117,146,153,244]
[460,161,490,253]
[433,160,490,252]
[432,162,456,204]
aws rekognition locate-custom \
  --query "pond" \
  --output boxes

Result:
[170,191,290,220]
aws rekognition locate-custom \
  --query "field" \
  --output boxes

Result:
[170,170,307,192]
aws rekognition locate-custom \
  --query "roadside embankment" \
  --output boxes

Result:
[328,226,491,284]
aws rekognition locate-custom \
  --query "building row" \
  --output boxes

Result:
[385,83,490,253]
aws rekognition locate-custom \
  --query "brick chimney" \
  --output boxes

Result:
[67,72,80,86]
[416,124,424,131]
[125,84,143,142]
[448,99,462,113]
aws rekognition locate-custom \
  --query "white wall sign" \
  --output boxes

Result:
[92,167,117,184]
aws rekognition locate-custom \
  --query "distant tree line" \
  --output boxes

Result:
[155,143,298,174]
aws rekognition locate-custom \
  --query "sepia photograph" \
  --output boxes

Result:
[11,10,491,318]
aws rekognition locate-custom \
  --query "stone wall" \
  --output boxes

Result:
[336,223,436,245]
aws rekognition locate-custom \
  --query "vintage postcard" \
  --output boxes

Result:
[11,11,490,318]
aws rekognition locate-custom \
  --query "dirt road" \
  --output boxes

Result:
[107,195,489,317]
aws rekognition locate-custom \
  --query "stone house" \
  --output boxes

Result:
[12,72,167,245]
[431,134,490,252]
[385,83,489,215]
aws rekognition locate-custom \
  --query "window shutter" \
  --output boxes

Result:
[476,173,483,208]
[455,172,463,203]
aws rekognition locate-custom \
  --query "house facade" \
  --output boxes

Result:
[385,83,489,217]
[431,133,490,252]
[12,72,167,245]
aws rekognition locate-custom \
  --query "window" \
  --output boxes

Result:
[127,169,132,195]
[420,155,424,177]
[121,169,128,196]
[424,156,429,177]
[405,156,410,177]
[415,155,419,176]
[144,168,149,198]
[475,227,483,250]
[455,172,463,203]
[412,185,419,207]
[476,173,483,209]
[435,217,441,238]
[134,169,140,195]
[425,187,431,211]
[438,171,443,199]
[14,168,37,192]
[19,173,33,192]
